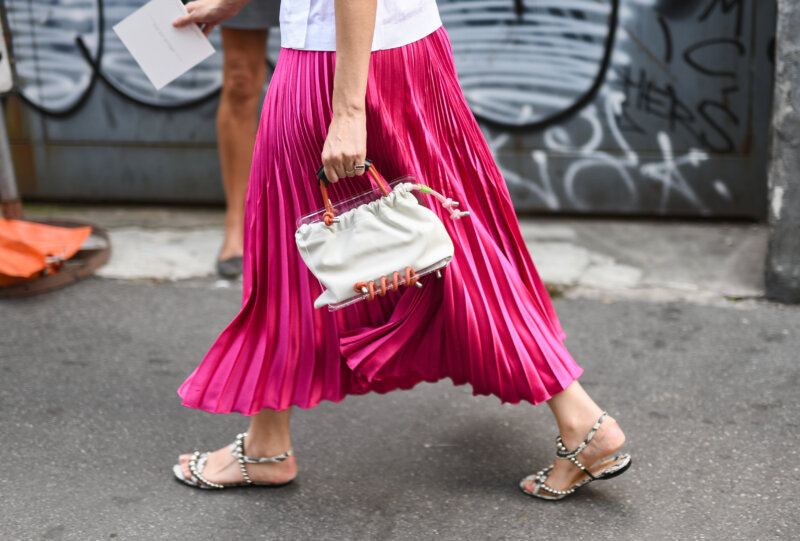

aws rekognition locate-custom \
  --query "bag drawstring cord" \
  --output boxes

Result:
[412,184,470,221]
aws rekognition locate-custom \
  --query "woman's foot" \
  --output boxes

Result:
[216,213,244,278]
[521,414,626,494]
[217,219,244,279]
[177,436,297,488]
[217,225,244,262]
[216,255,243,279]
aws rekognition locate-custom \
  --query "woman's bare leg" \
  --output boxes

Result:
[179,408,296,485]
[216,27,268,263]
[522,381,626,492]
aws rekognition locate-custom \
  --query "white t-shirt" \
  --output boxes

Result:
[279,0,443,51]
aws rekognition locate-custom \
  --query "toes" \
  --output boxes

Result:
[523,479,534,492]
[175,454,193,479]
[177,457,193,479]
[521,475,539,494]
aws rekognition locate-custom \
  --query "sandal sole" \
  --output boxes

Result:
[519,455,632,501]
[172,464,295,490]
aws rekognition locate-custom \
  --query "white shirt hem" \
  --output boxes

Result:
[281,1,442,52]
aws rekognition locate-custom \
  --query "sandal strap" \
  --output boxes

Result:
[555,411,607,459]
[232,432,294,463]
[561,453,597,480]
[535,466,578,497]
[554,411,607,480]
[188,451,225,489]
[230,432,293,485]
[539,482,577,496]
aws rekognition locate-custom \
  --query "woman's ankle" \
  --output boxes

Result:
[557,406,603,435]
[244,408,293,457]
[243,433,292,458]
[563,415,625,455]
[559,412,619,449]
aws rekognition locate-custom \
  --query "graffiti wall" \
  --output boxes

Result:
[4,0,776,216]
[439,0,776,216]
[7,0,224,109]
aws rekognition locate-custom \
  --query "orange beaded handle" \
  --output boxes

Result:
[316,159,391,226]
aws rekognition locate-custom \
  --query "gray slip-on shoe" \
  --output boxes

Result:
[216,256,243,278]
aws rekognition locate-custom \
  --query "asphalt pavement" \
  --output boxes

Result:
[2,274,799,540]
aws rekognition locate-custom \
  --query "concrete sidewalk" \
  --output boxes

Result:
[2,278,798,540]
[25,203,768,303]
[3,204,794,541]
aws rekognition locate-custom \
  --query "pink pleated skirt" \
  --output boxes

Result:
[178,26,583,415]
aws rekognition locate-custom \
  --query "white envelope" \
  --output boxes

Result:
[113,0,215,90]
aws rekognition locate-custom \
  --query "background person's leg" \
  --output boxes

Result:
[216,27,268,275]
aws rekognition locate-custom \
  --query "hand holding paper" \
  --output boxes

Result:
[173,0,250,36]
[113,0,215,90]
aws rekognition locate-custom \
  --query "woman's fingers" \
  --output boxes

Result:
[344,157,358,178]
[321,112,367,183]
[323,157,366,183]
[173,1,201,27]
[172,14,193,27]
[324,159,347,184]
[322,164,339,184]
[354,151,367,176]
[173,0,243,28]
[322,148,359,183]
[322,159,370,183]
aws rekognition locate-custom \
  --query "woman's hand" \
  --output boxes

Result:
[172,0,249,36]
[321,110,367,183]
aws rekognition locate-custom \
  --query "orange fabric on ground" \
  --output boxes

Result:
[0,219,91,286]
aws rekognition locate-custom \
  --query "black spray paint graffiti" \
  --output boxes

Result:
[628,0,746,155]
[439,0,767,215]
[440,0,623,128]
[5,0,224,112]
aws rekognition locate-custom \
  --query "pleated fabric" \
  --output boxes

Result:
[178,27,583,415]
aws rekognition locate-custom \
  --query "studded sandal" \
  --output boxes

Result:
[172,432,294,490]
[519,412,631,501]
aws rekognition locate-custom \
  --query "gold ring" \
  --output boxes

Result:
[345,169,355,175]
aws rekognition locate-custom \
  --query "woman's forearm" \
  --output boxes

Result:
[332,0,377,117]
[320,0,376,182]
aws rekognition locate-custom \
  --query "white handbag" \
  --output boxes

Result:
[295,161,469,310]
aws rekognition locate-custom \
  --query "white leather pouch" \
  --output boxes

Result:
[294,163,468,310]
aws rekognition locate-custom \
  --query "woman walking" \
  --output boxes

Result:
[172,0,631,500]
